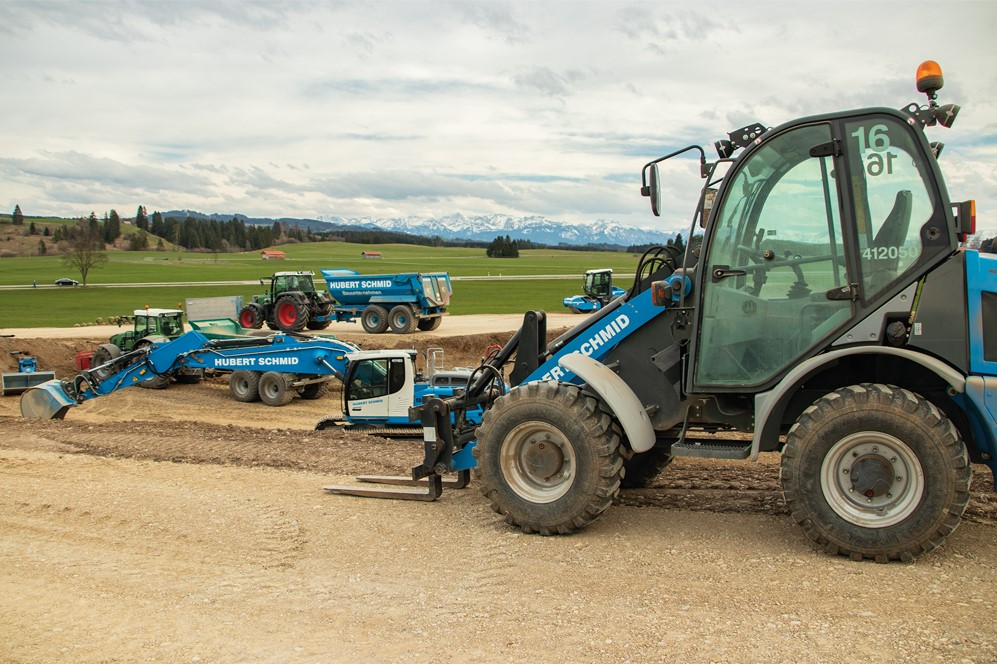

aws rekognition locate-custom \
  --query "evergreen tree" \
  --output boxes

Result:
[12,204,23,225]
[135,205,149,231]
[43,226,50,237]
[37,239,46,256]
[28,221,37,235]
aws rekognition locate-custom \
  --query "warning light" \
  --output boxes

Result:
[916,60,944,97]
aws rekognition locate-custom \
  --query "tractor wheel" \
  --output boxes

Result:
[417,317,443,332]
[780,383,971,562]
[229,370,261,402]
[238,303,265,329]
[90,343,122,380]
[621,445,674,489]
[306,303,334,330]
[360,305,389,334]
[132,339,170,390]
[275,296,309,333]
[473,382,624,535]
[298,381,328,400]
[388,305,417,334]
[258,371,296,406]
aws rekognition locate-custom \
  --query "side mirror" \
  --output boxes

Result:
[649,163,663,217]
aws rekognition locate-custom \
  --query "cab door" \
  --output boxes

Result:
[345,356,414,424]
[692,122,852,390]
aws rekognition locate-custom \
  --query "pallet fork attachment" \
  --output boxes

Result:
[323,397,471,501]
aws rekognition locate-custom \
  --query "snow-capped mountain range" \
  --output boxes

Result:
[325,213,677,247]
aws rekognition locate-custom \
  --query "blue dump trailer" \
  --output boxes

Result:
[320,269,452,334]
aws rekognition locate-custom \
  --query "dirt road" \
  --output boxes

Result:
[1,320,995,662]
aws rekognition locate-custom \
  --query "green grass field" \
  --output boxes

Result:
[0,241,640,326]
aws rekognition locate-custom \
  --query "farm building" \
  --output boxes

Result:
[261,250,286,260]
[361,251,383,259]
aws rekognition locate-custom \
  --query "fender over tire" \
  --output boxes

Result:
[780,383,970,562]
[473,382,624,535]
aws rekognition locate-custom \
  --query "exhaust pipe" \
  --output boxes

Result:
[20,379,77,420]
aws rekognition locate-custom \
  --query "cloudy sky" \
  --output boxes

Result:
[1,0,994,233]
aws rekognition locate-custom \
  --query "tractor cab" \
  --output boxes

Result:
[124,309,185,344]
[271,271,318,297]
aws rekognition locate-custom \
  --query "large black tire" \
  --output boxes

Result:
[275,295,309,333]
[133,339,170,390]
[258,371,296,406]
[621,445,674,489]
[229,370,261,402]
[417,317,443,332]
[780,383,971,562]
[360,305,389,334]
[174,372,202,385]
[473,382,624,535]
[90,343,122,380]
[238,303,265,329]
[298,381,328,400]
[306,303,333,330]
[388,305,417,334]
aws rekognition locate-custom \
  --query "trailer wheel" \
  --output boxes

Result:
[621,445,674,488]
[780,383,970,562]
[229,370,261,402]
[388,305,417,334]
[473,382,624,535]
[238,303,265,329]
[275,296,309,333]
[361,305,389,334]
[258,371,296,406]
[417,317,443,332]
[298,381,328,400]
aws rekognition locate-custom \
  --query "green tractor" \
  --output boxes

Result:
[238,271,335,333]
[90,308,200,389]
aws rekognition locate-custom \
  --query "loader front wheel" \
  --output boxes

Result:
[473,382,624,535]
[361,305,389,334]
[780,383,970,562]
[229,370,261,402]
[258,371,296,406]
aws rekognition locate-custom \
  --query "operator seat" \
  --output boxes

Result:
[872,190,913,270]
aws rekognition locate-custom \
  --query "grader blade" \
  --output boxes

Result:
[20,380,77,420]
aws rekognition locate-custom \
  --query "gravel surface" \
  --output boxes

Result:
[1,319,995,662]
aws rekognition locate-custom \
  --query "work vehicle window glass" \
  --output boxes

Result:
[388,358,406,394]
[843,116,935,298]
[696,123,851,388]
[350,359,389,399]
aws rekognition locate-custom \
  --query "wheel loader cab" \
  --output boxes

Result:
[690,109,950,392]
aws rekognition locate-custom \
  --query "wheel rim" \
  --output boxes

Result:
[261,379,279,399]
[499,421,576,503]
[820,432,925,528]
[277,302,298,327]
[240,310,255,327]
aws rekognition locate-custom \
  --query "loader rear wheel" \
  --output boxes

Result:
[473,382,624,535]
[229,370,261,402]
[275,296,309,333]
[258,371,296,406]
[417,317,443,332]
[361,305,389,334]
[388,305,417,334]
[238,303,265,329]
[780,383,970,562]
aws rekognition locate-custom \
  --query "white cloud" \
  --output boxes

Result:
[0,1,994,232]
